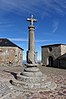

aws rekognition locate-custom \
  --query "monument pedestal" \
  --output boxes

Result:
[11,64,57,91]
[27,51,38,64]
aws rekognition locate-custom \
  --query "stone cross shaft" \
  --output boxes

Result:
[27,15,37,64]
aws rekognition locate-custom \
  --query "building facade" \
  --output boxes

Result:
[0,38,23,66]
[41,44,66,68]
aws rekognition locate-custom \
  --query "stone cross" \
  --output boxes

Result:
[27,15,37,26]
[27,15,37,64]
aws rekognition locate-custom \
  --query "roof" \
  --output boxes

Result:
[41,44,66,48]
[0,38,24,50]
[58,53,66,59]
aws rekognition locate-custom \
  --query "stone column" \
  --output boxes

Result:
[27,15,37,64]
[28,25,35,51]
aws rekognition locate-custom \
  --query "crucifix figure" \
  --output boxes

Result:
[27,15,37,26]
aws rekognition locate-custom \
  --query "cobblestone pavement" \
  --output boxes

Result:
[0,65,66,99]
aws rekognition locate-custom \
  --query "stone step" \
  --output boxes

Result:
[24,67,39,72]
[25,63,38,67]
[22,71,42,77]
[11,78,57,91]
[16,73,47,83]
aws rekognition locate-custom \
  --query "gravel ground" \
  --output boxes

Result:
[0,65,66,99]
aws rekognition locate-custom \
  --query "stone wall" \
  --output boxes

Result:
[41,45,61,66]
[61,45,66,55]
[58,45,66,68]
[59,58,66,68]
[0,47,23,66]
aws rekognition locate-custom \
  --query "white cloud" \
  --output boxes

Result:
[36,40,50,42]
[52,20,59,33]
[0,0,39,15]
[0,22,15,28]
[9,38,51,43]
[9,38,28,42]
[0,0,66,17]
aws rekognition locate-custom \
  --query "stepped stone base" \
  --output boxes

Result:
[11,64,57,91]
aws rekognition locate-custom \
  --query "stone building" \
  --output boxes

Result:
[41,44,66,68]
[0,38,23,66]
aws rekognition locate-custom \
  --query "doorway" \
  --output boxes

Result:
[48,56,53,66]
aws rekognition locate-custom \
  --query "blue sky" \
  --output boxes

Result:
[0,0,66,60]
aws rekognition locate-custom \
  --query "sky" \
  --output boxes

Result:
[0,0,66,60]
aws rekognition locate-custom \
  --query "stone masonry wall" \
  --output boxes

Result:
[41,45,61,66]
[59,45,66,68]
[0,47,23,66]
[61,45,66,55]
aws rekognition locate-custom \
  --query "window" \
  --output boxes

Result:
[49,47,52,52]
